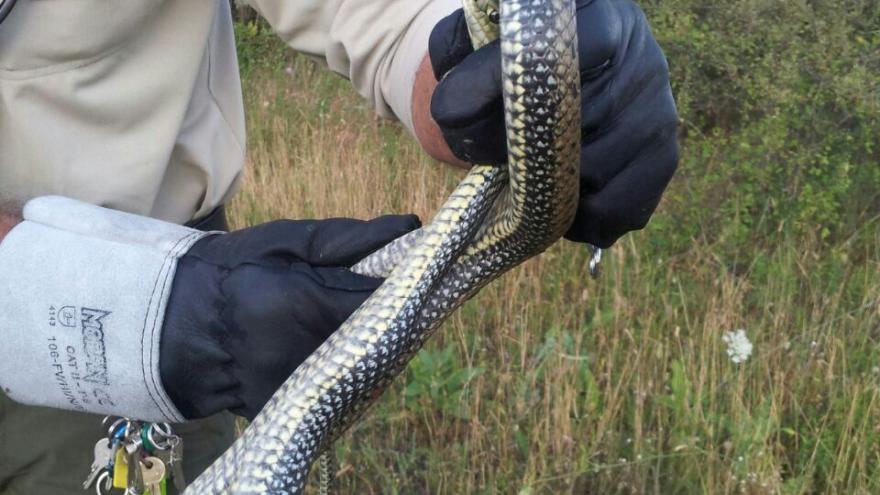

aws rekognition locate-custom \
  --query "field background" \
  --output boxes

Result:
[229,2,879,493]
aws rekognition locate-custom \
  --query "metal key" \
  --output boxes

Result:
[154,448,182,493]
[140,457,166,495]
[126,449,144,494]
[83,438,115,489]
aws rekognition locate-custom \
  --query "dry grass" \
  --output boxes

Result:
[228,54,880,494]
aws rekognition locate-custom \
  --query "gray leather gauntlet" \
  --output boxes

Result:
[0,196,212,422]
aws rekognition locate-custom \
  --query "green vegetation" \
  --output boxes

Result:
[231,2,878,493]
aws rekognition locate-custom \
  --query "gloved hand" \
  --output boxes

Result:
[428,0,679,248]
[160,215,420,421]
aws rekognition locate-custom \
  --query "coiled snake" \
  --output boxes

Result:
[186,0,581,492]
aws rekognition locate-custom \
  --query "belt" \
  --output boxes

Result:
[186,206,229,233]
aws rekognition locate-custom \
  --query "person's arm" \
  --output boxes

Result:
[0,201,22,243]
[249,0,459,138]
[411,54,468,168]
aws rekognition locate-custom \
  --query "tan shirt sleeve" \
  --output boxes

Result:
[0,0,245,224]
[248,0,460,133]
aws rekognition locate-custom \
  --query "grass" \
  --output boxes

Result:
[228,11,879,494]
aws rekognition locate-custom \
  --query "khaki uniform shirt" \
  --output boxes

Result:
[0,0,458,223]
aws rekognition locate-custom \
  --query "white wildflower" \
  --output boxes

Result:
[723,329,753,364]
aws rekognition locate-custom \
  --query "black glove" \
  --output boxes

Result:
[429,0,679,248]
[160,215,420,420]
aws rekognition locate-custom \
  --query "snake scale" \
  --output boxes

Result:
[185,0,581,492]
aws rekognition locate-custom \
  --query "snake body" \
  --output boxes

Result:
[185,0,580,492]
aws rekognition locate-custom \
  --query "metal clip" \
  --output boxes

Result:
[588,245,602,279]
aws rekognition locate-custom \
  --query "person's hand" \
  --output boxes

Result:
[160,215,420,420]
[427,0,679,248]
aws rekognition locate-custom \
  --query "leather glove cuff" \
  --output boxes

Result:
[0,196,212,422]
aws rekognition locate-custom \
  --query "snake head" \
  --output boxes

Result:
[462,0,501,48]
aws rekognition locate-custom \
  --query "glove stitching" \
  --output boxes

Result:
[143,231,201,422]
[148,232,202,421]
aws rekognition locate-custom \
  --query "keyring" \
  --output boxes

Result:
[106,418,128,439]
[147,422,174,450]
[94,470,112,495]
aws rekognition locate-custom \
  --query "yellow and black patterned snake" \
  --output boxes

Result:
[186,0,581,492]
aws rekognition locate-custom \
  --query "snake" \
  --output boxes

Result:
[185,0,581,492]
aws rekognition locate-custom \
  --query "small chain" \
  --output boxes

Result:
[318,451,334,495]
